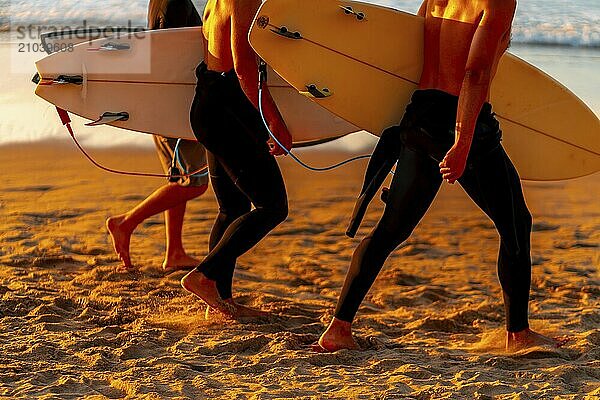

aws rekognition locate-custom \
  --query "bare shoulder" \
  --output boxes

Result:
[482,0,516,25]
[486,0,516,11]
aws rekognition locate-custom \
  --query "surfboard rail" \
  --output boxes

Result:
[249,0,600,180]
[34,27,360,148]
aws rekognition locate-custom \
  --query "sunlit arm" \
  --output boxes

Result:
[417,0,428,17]
[441,1,516,183]
[230,1,291,154]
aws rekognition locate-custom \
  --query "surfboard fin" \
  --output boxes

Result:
[87,42,131,52]
[346,126,402,238]
[53,75,84,85]
[300,84,332,99]
[270,26,302,40]
[340,6,366,21]
[85,112,129,126]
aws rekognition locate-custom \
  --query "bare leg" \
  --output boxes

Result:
[313,318,358,352]
[506,328,569,352]
[163,201,201,272]
[205,151,251,299]
[106,183,207,269]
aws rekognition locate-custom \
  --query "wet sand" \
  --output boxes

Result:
[0,142,598,399]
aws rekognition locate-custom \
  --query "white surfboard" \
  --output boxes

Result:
[34,27,359,147]
[249,0,600,180]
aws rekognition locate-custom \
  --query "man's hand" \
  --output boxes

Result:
[268,122,292,156]
[439,143,469,184]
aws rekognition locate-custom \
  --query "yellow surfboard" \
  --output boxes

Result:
[249,0,600,180]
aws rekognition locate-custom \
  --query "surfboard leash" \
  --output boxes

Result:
[257,61,372,171]
[55,107,209,180]
[53,60,377,179]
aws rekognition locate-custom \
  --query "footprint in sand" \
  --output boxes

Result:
[407,316,481,334]
[532,221,560,232]
[31,256,77,268]
[3,185,54,193]
[510,347,569,360]
[70,245,109,256]
[198,335,272,356]
[20,209,92,225]
[386,271,431,286]
[554,240,599,249]
[397,244,464,259]
[1,230,33,243]
[1,296,44,317]
[531,255,550,265]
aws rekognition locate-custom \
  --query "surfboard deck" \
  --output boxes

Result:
[249,0,600,180]
[34,27,359,147]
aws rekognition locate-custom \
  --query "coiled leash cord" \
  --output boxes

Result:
[57,61,375,178]
[257,61,371,171]
[56,107,208,180]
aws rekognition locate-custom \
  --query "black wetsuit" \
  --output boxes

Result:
[148,0,201,29]
[190,63,288,300]
[337,89,532,332]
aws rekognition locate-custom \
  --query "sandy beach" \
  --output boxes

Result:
[0,141,598,399]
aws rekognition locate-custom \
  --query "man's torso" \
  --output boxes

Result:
[201,0,261,73]
[202,0,234,72]
[418,0,513,97]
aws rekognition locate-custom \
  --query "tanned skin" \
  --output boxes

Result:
[201,0,292,154]
[180,0,291,319]
[418,0,512,183]
[316,0,565,353]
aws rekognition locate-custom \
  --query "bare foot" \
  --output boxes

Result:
[313,318,359,353]
[115,264,139,274]
[506,328,569,352]
[163,254,200,273]
[106,215,133,268]
[203,304,234,321]
[181,270,236,317]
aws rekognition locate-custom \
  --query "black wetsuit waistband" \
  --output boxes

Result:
[196,61,236,80]
[411,89,493,116]
[191,61,268,143]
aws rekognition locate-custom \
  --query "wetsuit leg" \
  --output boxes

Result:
[199,147,288,285]
[190,65,288,292]
[205,151,251,300]
[334,145,443,322]
[192,108,288,287]
[458,145,532,332]
[346,126,403,238]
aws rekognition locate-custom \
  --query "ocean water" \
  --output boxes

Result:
[0,0,598,148]
[2,0,598,47]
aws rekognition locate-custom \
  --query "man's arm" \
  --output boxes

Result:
[147,0,165,30]
[230,0,291,155]
[230,1,259,106]
[417,0,428,17]
[440,0,516,183]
